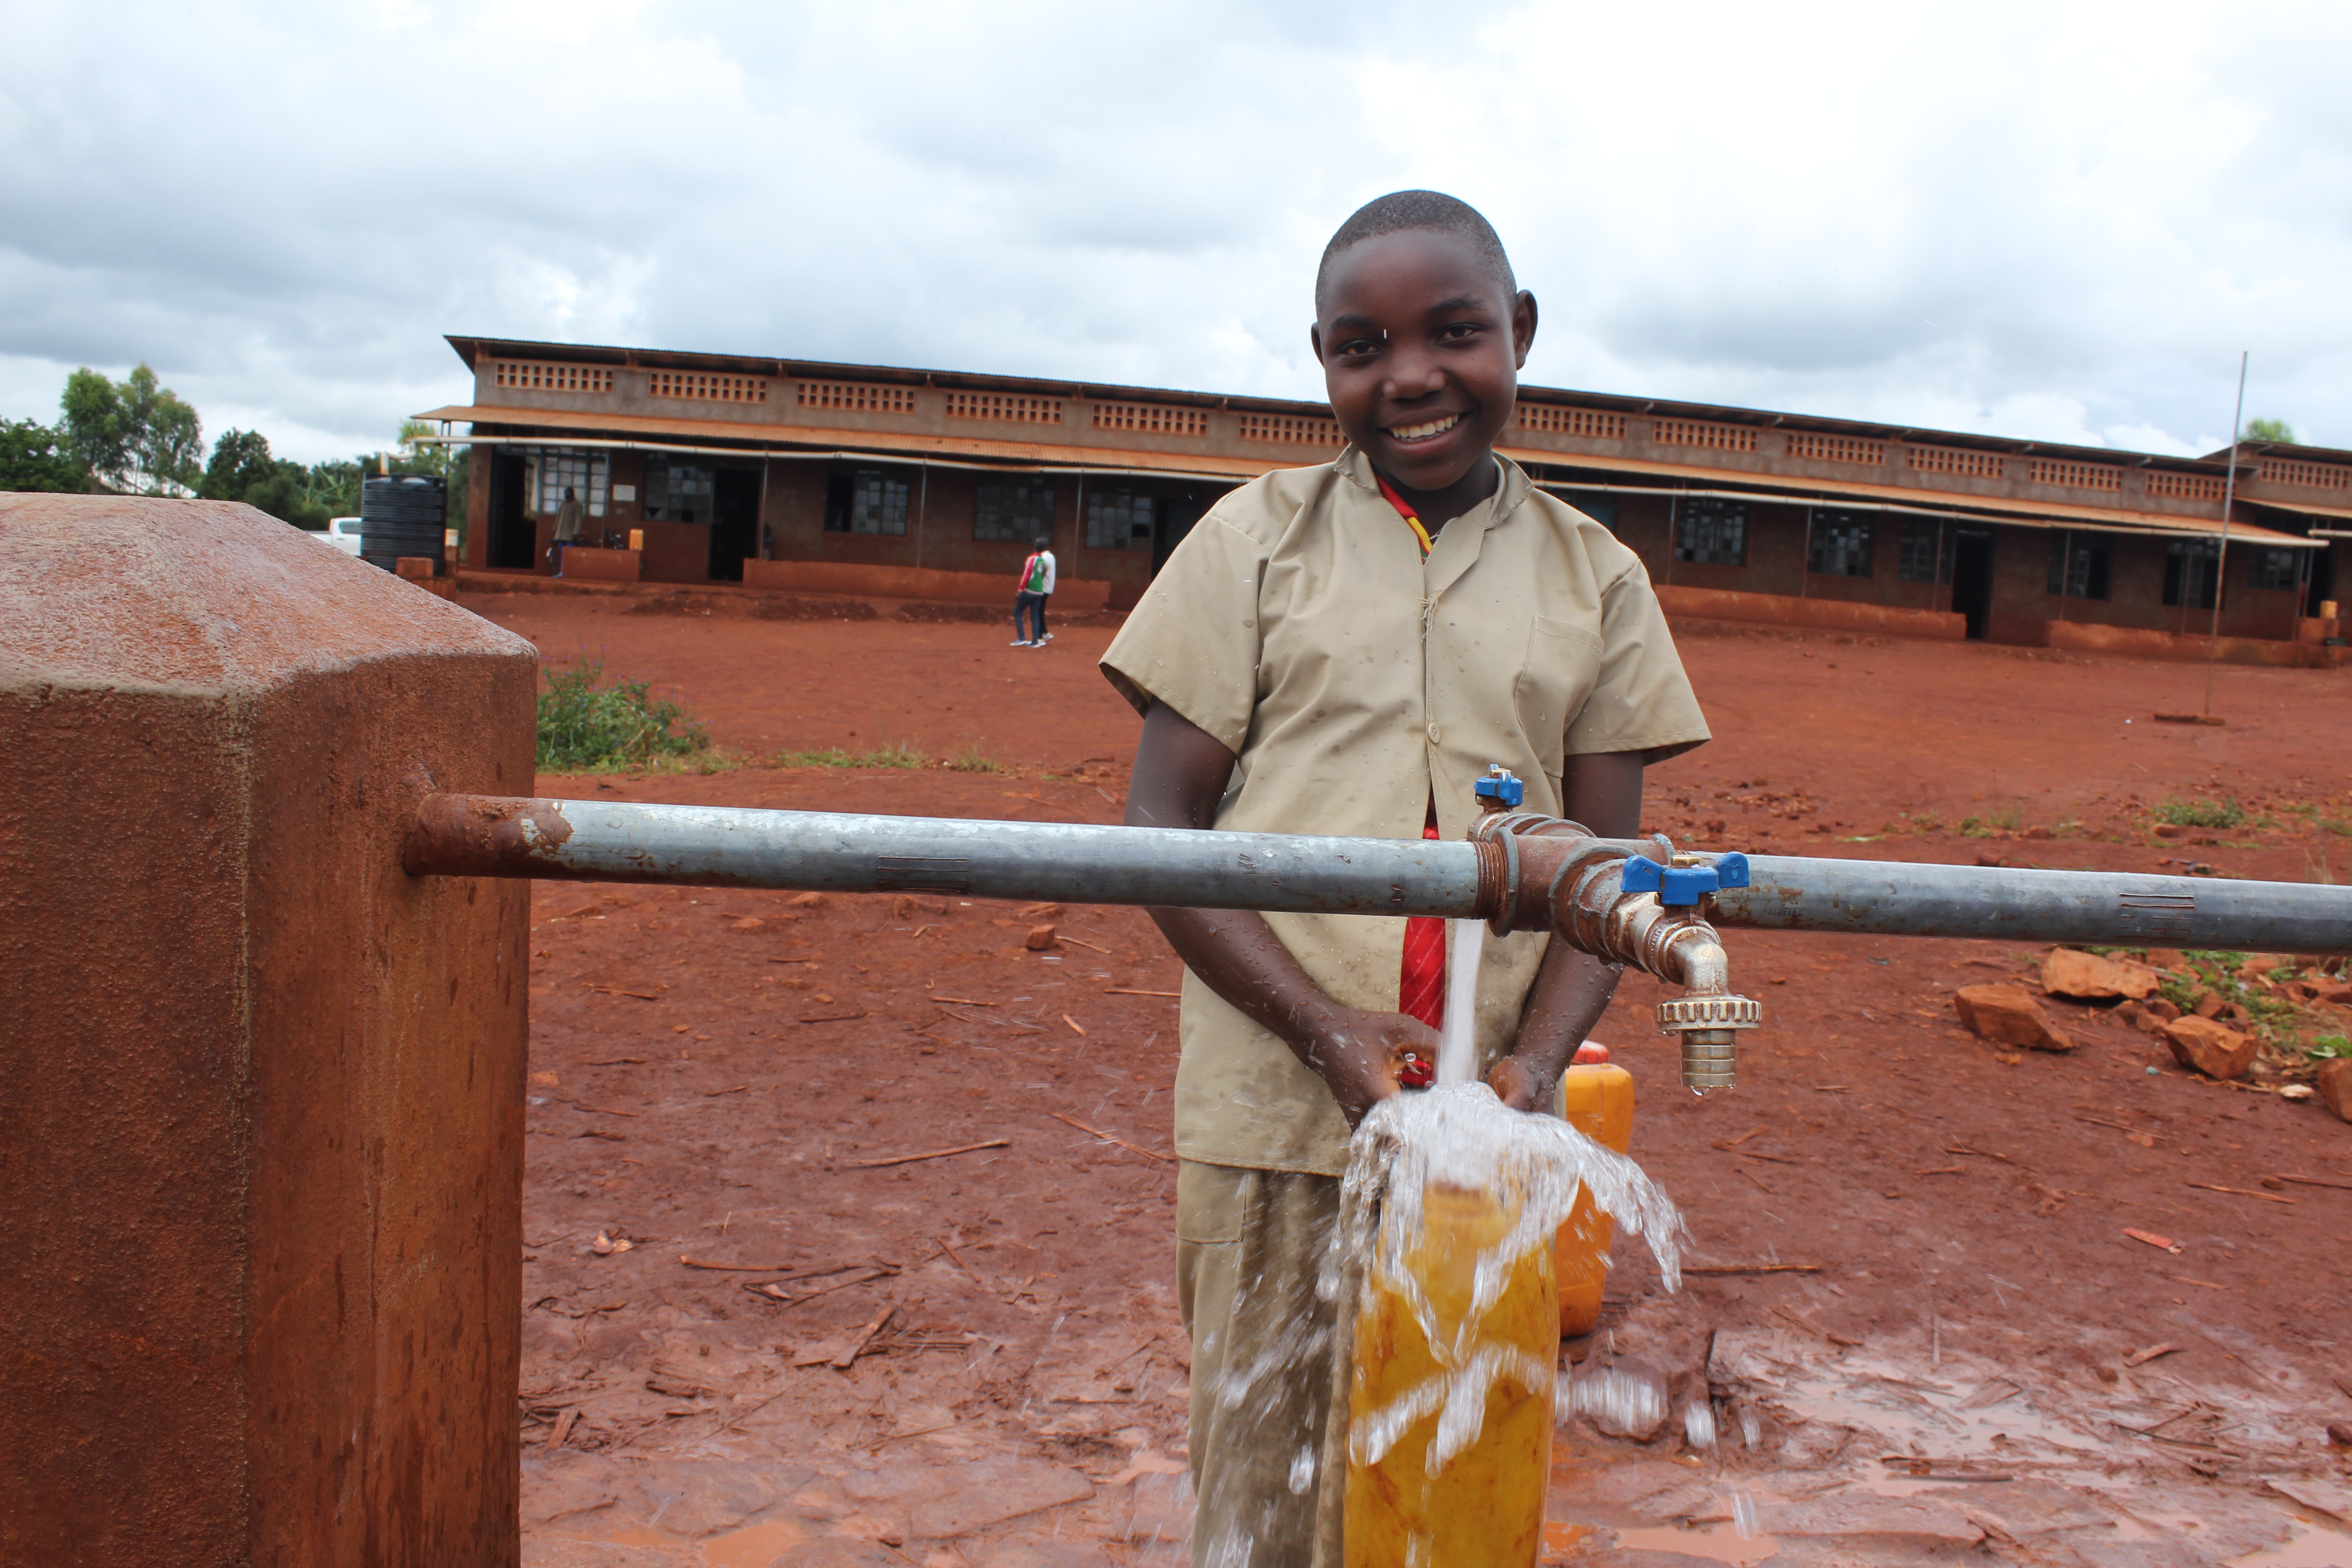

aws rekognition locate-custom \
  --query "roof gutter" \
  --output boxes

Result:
[1535,480,2322,547]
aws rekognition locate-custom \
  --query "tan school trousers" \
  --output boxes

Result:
[1177,1159,1351,1568]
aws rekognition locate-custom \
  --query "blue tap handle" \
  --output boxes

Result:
[1622,852,1749,906]
[1474,766,1525,808]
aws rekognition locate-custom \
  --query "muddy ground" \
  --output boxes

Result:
[474,586,2352,1568]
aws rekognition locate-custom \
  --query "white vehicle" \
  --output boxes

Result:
[321,517,366,557]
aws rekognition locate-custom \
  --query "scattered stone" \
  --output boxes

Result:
[2318,1059,2352,1123]
[2153,823,2187,840]
[2144,947,2188,970]
[787,892,824,907]
[1973,851,2005,867]
[2313,982,2352,1006]
[2240,954,2289,978]
[1019,902,1065,919]
[2144,997,2183,1022]
[1954,983,2075,1052]
[2190,989,2227,1019]
[2022,825,2053,841]
[729,916,766,933]
[2327,1421,2352,1447]
[1024,924,1060,951]
[2042,947,2163,1001]
[2162,1016,2256,1081]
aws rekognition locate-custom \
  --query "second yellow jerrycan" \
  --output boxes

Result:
[1553,1042,1634,1338]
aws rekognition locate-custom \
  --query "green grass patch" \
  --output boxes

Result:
[945,744,1003,774]
[2308,1034,2352,1060]
[2152,796,2244,829]
[537,660,710,772]
[772,740,930,769]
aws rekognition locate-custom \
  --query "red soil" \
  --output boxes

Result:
[481,589,2352,1568]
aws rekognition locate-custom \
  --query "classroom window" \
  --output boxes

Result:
[1896,520,1948,583]
[1086,488,1155,550]
[1806,510,1874,578]
[824,467,911,535]
[641,462,712,523]
[2046,535,2112,601]
[2249,547,2302,592]
[974,477,1055,543]
[534,447,608,517]
[2163,539,2220,610]
[1674,498,1746,566]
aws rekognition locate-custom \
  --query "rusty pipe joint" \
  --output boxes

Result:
[1467,806,1760,1095]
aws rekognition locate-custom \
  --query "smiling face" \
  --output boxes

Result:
[1312,229,1537,508]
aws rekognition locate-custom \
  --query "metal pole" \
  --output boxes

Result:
[407,795,1488,917]
[405,796,2352,955]
[2205,351,2248,716]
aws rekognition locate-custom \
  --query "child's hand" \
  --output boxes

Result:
[1486,1054,1555,1114]
[1301,1008,1439,1127]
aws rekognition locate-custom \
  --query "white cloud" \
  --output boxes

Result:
[1,0,2346,462]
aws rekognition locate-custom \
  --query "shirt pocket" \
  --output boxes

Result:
[1513,614,1606,776]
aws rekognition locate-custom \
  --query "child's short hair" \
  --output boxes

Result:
[1314,190,1516,310]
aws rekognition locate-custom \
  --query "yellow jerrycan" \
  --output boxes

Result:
[1553,1043,1634,1338]
[1345,1180,1558,1567]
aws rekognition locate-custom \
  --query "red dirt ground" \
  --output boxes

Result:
[478,587,2352,1568]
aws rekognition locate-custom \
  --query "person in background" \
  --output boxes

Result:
[551,485,586,575]
[1013,534,1056,647]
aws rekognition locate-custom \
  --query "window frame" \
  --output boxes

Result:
[1085,486,1156,551]
[1674,497,1747,567]
[973,475,1056,544]
[1805,509,1875,578]
[823,464,913,537]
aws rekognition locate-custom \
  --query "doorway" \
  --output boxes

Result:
[1950,529,1995,639]
[1152,491,1204,575]
[709,469,761,582]
[487,452,533,569]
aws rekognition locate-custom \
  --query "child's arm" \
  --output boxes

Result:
[1488,751,1644,1112]
[1126,700,1436,1127]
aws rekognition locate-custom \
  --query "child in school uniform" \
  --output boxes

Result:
[1101,191,1712,1565]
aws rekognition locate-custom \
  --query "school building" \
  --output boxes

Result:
[417,336,2352,657]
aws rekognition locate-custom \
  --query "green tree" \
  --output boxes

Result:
[201,428,277,500]
[59,363,204,494]
[2246,416,2297,444]
[198,426,328,529]
[0,419,92,492]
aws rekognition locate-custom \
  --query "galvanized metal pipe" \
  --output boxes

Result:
[405,795,2352,955]
[404,794,1488,917]
[1714,855,2352,955]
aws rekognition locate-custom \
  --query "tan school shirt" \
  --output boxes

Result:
[1099,446,1711,1177]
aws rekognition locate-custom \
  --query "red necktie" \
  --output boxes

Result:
[1375,475,1447,1030]
[1398,808,1446,1028]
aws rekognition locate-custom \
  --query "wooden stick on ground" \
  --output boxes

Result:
[2187,1181,2295,1205]
[1682,1263,1823,1275]
[849,1138,1010,1170]
[834,1304,896,1369]
[1050,1112,1174,1164]
[2273,1173,2352,1192]
[1103,988,1181,998]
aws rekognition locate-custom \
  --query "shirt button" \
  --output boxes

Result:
[1426,721,1442,745]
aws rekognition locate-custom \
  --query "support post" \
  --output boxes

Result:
[0,495,538,1565]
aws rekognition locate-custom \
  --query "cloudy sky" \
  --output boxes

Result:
[4,0,2347,463]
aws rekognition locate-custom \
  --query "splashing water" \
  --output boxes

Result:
[1337,1083,1685,1479]
[1435,919,1485,1085]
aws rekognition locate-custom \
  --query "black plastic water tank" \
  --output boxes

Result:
[360,475,447,572]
